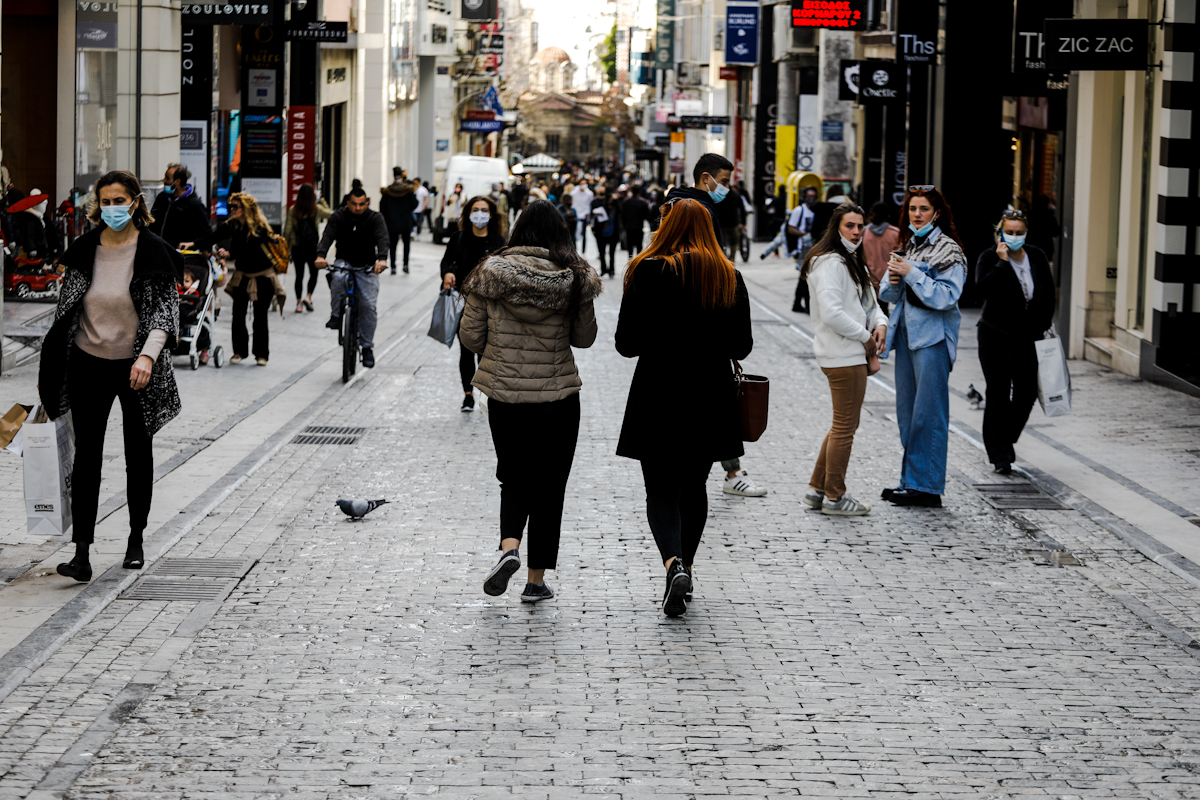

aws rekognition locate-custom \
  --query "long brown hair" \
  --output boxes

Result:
[897,186,963,250]
[801,203,870,287]
[499,199,591,317]
[625,198,736,309]
[292,183,317,220]
[87,170,154,228]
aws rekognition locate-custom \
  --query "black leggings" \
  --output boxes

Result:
[231,277,273,359]
[594,233,619,274]
[293,246,319,298]
[67,347,154,545]
[388,230,411,269]
[640,459,713,566]
[979,327,1039,466]
[459,340,479,392]
[488,393,581,570]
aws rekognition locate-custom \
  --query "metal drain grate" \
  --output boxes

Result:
[148,558,255,578]
[120,578,238,602]
[290,425,365,446]
[974,483,1067,510]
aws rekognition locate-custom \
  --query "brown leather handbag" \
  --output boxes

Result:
[733,360,769,442]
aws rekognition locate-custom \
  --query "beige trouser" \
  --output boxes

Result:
[809,364,868,501]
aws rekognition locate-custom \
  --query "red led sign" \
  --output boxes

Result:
[790,0,866,30]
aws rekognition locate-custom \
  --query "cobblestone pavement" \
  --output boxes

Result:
[2,253,1200,798]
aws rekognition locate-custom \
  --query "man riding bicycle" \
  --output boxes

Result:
[315,188,389,368]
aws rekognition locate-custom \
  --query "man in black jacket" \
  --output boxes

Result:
[148,163,211,249]
[621,190,652,257]
[667,153,730,249]
[315,189,389,367]
[378,168,417,274]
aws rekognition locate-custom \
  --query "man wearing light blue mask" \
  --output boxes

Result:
[665,153,731,251]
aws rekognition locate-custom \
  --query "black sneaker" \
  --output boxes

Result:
[662,560,691,618]
[684,565,694,603]
[403,265,410,273]
[462,394,475,412]
[325,316,341,330]
[483,548,520,596]
[520,581,554,603]
[361,347,375,368]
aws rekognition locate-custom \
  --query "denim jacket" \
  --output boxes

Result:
[879,227,967,363]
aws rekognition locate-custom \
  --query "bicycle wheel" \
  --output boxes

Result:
[341,306,358,383]
[739,230,751,263]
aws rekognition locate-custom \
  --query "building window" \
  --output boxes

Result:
[546,133,560,153]
[578,134,589,153]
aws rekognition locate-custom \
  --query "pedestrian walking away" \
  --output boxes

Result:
[621,190,652,257]
[315,188,389,368]
[459,199,601,603]
[283,183,332,312]
[861,201,899,316]
[590,184,619,277]
[615,197,752,617]
[879,186,967,508]
[801,203,888,516]
[188,192,286,366]
[788,186,819,313]
[974,209,1056,474]
[569,181,592,253]
[38,169,183,582]
[412,177,430,237]
[440,195,505,410]
[379,167,418,274]
[147,162,211,256]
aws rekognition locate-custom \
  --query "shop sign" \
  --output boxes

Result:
[182,2,278,25]
[821,121,843,141]
[675,98,704,116]
[460,119,503,133]
[790,0,866,30]
[710,125,725,134]
[1043,19,1149,71]
[461,0,496,21]
[896,0,936,63]
[76,22,116,49]
[241,177,282,225]
[655,0,674,70]
[857,61,905,104]
[634,148,664,160]
[725,4,758,65]
[477,32,504,55]
[436,139,450,151]
[1012,0,1072,72]
[241,114,283,178]
[287,21,348,42]
[287,106,316,208]
[679,115,731,129]
[465,110,496,121]
[719,65,739,80]
[181,24,212,119]
[247,69,277,108]
[837,59,860,101]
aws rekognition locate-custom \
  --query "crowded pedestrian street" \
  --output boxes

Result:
[1,239,1200,799]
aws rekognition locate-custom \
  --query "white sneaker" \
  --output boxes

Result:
[802,488,825,509]
[723,470,767,497]
[822,494,871,516]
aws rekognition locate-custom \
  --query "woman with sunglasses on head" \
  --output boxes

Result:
[39,170,183,581]
[615,198,752,617]
[878,186,967,508]
[974,210,1056,475]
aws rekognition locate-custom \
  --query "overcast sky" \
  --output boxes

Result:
[524,0,615,65]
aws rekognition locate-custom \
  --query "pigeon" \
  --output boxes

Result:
[335,498,389,520]
[966,383,985,410]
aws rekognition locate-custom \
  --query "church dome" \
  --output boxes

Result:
[534,46,571,65]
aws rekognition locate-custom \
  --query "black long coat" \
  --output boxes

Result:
[615,258,752,463]
[974,244,1056,341]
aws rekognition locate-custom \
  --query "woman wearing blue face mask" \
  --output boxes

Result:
[878,186,967,508]
[38,170,183,582]
[974,210,1056,475]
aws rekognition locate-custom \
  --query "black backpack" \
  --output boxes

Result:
[297,215,319,248]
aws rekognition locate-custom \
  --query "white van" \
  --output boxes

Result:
[432,154,510,244]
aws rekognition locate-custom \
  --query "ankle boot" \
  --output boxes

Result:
[57,542,93,582]
[124,533,145,569]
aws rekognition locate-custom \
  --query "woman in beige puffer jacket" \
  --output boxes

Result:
[460,199,601,604]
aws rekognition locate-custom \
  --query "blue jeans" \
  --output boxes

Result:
[893,336,951,495]
[330,269,380,349]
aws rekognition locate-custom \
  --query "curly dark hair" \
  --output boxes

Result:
[458,195,503,239]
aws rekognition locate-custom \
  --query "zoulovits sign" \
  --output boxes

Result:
[1043,19,1149,71]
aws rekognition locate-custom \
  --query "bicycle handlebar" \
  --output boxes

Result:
[327,260,373,273]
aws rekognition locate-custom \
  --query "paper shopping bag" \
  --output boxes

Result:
[1035,335,1072,418]
[22,409,75,536]
[0,403,32,451]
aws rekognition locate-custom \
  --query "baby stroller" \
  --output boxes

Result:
[174,251,225,370]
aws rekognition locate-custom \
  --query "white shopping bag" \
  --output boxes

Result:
[22,405,75,536]
[1035,334,1072,417]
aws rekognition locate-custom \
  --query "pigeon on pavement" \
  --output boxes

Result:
[335,498,389,520]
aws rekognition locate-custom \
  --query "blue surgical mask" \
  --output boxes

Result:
[101,204,133,231]
[908,216,937,238]
[1002,233,1026,250]
[707,178,729,204]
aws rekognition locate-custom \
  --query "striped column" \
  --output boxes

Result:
[1154,0,1199,386]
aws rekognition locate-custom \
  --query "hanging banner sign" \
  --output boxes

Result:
[857,61,905,104]
[790,0,866,30]
[460,119,503,133]
[287,106,315,208]
[287,21,347,41]
[1012,0,1072,72]
[897,0,937,63]
[655,0,675,70]
[180,24,212,116]
[679,115,731,129]
[461,0,496,22]
[1043,18,1148,72]
[725,4,759,65]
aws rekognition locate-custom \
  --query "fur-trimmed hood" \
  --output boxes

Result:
[464,247,601,311]
[381,181,414,198]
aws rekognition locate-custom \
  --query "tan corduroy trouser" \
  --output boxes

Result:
[809,364,869,500]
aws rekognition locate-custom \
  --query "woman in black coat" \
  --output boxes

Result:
[615,198,752,618]
[39,169,182,582]
[975,210,1056,474]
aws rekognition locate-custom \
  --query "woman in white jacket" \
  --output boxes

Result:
[800,203,888,516]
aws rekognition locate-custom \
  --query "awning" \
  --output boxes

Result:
[515,153,563,173]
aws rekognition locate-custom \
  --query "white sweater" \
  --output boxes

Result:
[807,253,889,368]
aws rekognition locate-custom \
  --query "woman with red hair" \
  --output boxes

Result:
[615,198,753,617]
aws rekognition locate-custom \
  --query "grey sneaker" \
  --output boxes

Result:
[520,581,555,603]
[822,494,871,516]
[802,488,825,509]
[483,548,520,596]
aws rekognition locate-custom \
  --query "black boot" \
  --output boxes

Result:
[124,532,145,569]
[57,542,93,582]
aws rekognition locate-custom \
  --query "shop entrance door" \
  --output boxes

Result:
[321,103,345,205]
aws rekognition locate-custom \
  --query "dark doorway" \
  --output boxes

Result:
[321,103,345,205]
[2,10,59,197]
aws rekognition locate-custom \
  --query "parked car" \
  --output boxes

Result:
[5,258,62,300]
[432,154,510,244]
